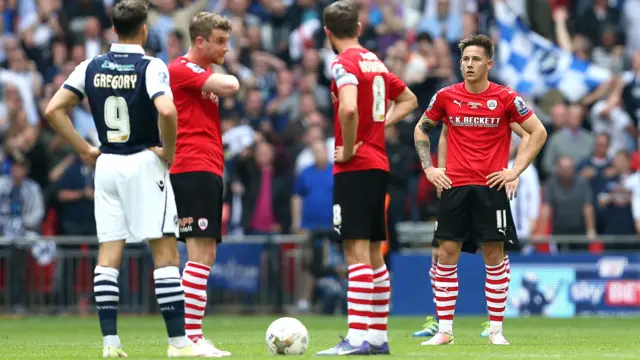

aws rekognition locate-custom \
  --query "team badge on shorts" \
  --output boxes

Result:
[198,218,208,231]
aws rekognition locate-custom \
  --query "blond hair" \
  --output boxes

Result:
[189,12,232,42]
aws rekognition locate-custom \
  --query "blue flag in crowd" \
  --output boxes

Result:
[494,3,611,103]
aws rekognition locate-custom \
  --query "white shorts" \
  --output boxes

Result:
[94,149,178,243]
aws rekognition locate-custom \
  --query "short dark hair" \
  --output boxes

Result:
[189,12,232,42]
[323,1,359,39]
[170,29,185,43]
[458,34,494,59]
[111,0,149,39]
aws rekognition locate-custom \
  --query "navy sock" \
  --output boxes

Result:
[94,266,119,337]
[154,266,187,338]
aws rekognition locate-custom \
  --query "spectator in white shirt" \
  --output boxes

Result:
[589,99,633,158]
[509,134,541,240]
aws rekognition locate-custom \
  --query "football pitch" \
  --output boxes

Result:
[0,315,637,359]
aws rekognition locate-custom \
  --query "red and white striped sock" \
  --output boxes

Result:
[429,257,437,303]
[181,261,210,341]
[485,261,509,332]
[504,255,511,293]
[346,263,373,346]
[435,263,458,334]
[369,265,390,346]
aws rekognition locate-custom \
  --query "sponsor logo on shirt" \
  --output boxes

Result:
[447,116,502,127]
[101,60,135,72]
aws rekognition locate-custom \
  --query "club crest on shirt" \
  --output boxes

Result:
[487,99,497,110]
[198,218,208,231]
[513,96,530,116]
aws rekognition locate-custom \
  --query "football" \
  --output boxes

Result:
[265,317,309,355]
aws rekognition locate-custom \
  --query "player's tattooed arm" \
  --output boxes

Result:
[415,114,452,190]
[414,114,436,170]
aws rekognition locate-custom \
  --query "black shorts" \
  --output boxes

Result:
[432,185,520,253]
[333,169,388,242]
[170,171,223,242]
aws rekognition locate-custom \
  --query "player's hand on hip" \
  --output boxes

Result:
[334,141,363,163]
[486,168,519,191]
[505,177,520,200]
[425,167,452,191]
[148,146,174,165]
[80,146,101,166]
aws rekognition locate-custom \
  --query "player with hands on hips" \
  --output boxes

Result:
[414,34,547,346]
[45,1,219,357]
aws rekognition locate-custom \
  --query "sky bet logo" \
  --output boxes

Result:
[570,281,605,305]
[605,281,640,307]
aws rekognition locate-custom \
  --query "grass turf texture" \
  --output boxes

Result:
[0,316,636,359]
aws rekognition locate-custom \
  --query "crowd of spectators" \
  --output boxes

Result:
[2,0,640,259]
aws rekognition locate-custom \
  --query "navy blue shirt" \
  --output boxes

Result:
[63,43,172,155]
[57,156,95,228]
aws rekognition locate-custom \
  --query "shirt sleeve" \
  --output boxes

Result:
[170,60,211,91]
[63,59,92,99]
[145,57,173,100]
[505,90,534,123]
[423,89,446,122]
[330,58,359,90]
[387,72,407,101]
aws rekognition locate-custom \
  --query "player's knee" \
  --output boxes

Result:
[97,241,126,268]
[343,239,370,265]
[481,242,503,266]
[437,240,461,265]
[186,237,217,266]
[149,237,180,268]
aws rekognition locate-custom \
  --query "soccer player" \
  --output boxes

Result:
[168,12,239,357]
[414,125,527,339]
[414,34,547,345]
[315,1,418,356]
[44,1,213,357]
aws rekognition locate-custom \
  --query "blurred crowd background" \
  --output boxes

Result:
[2,0,640,260]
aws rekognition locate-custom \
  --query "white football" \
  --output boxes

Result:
[265,317,309,355]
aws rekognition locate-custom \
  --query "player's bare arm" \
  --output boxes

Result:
[384,87,418,128]
[152,95,178,164]
[435,124,449,198]
[335,84,360,162]
[415,114,451,190]
[487,114,547,189]
[202,73,240,97]
[45,89,100,165]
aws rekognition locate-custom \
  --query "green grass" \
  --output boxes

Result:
[0,315,637,359]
